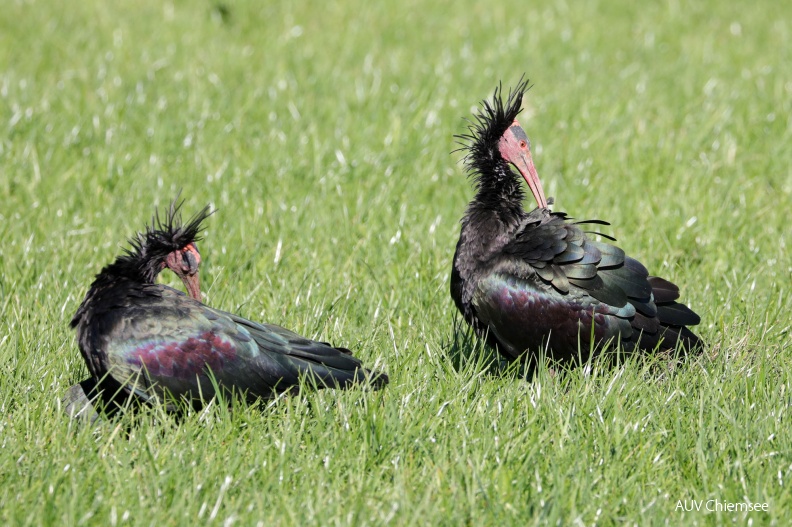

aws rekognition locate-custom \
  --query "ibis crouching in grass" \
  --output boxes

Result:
[450,80,702,367]
[64,200,387,421]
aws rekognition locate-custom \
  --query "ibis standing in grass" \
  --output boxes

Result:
[450,80,702,365]
[65,200,387,419]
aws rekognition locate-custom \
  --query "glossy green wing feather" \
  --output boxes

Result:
[464,208,701,359]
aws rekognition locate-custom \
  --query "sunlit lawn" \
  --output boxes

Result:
[1,0,791,524]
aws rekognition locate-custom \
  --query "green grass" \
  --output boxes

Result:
[1,0,791,524]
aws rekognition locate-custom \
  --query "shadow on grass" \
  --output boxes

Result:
[60,366,384,432]
[441,315,503,375]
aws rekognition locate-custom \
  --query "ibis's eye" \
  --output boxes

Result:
[519,140,527,149]
[180,245,200,272]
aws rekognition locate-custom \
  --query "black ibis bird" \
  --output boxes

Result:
[451,80,702,365]
[65,200,387,418]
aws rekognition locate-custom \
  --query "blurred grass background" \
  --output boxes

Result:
[1,0,790,524]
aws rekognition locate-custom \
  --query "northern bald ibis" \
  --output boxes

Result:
[451,80,701,365]
[65,200,387,419]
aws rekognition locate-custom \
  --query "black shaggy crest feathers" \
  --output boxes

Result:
[144,199,211,259]
[99,198,212,284]
[455,77,531,185]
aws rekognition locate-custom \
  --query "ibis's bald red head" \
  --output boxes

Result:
[140,199,212,302]
[497,119,548,209]
[71,198,211,336]
[457,78,552,213]
[164,242,202,302]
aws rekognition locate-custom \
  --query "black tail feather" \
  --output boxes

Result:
[648,276,681,303]
[656,302,701,327]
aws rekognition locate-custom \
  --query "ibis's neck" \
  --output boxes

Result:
[98,252,160,286]
[467,163,526,225]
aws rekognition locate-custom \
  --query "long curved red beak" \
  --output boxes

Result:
[498,120,548,209]
[178,271,202,302]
